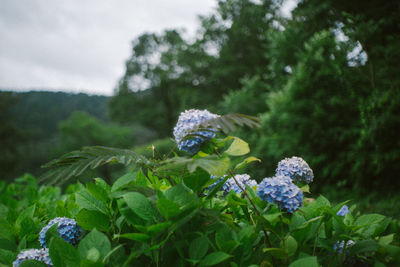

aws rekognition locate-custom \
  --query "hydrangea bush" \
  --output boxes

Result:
[0,109,399,267]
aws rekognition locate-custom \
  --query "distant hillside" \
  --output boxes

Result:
[9,91,109,139]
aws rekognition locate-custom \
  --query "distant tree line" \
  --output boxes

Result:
[110,0,400,191]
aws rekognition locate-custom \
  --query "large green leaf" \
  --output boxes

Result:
[75,209,110,232]
[198,252,232,267]
[40,146,150,185]
[111,172,136,192]
[189,236,209,261]
[157,198,181,220]
[49,237,81,267]
[78,229,111,260]
[224,137,250,156]
[123,192,158,222]
[289,256,319,267]
[76,189,108,215]
[188,156,230,177]
[182,169,210,192]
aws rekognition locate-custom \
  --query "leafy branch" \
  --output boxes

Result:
[201,113,260,134]
[40,146,151,185]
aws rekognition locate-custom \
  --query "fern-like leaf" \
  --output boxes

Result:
[202,113,260,134]
[40,146,151,185]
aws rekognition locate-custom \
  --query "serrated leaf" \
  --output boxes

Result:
[123,192,158,222]
[75,209,110,232]
[76,189,108,214]
[86,182,109,204]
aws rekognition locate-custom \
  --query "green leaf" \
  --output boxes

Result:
[19,260,48,267]
[0,248,15,265]
[0,238,16,251]
[123,192,158,222]
[183,170,210,192]
[49,237,81,267]
[285,236,298,256]
[300,185,310,193]
[234,156,261,170]
[94,178,111,192]
[224,137,250,156]
[379,234,394,246]
[147,222,172,235]
[188,156,230,177]
[355,214,385,226]
[114,233,150,242]
[111,172,136,192]
[349,240,379,254]
[165,184,198,207]
[199,252,232,267]
[189,236,209,260]
[75,209,110,232]
[78,229,111,260]
[76,189,108,214]
[156,198,181,220]
[289,256,319,267]
[263,248,287,259]
[87,182,109,204]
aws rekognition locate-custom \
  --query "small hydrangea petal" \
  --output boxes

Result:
[257,175,303,213]
[336,205,350,216]
[276,156,314,184]
[13,248,53,267]
[173,109,220,154]
[39,217,82,248]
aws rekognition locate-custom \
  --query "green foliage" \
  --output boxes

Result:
[2,133,399,266]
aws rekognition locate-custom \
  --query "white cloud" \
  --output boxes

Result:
[0,0,216,95]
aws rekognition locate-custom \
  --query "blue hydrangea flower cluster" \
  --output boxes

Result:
[13,248,53,267]
[257,175,303,213]
[39,217,82,248]
[336,205,350,216]
[173,109,219,154]
[333,240,355,253]
[276,156,314,184]
[207,174,257,195]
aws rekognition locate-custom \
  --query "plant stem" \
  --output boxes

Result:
[227,169,273,248]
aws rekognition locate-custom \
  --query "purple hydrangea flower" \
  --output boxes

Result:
[336,205,350,216]
[257,175,303,213]
[13,248,53,267]
[39,217,82,248]
[173,109,219,154]
[276,156,314,184]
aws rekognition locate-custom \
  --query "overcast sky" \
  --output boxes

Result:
[0,0,297,96]
[0,0,217,95]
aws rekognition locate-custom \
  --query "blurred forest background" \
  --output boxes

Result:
[1,0,399,216]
